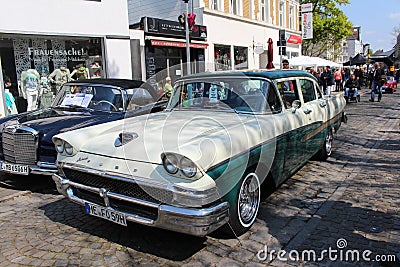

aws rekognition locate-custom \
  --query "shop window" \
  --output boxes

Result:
[214,45,231,71]
[234,46,248,70]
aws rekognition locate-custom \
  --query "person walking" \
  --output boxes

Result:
[282,59,290,69]
[370,62,384,102]
[321,66,334,95]
[334,68,342,92]
[163,76,173,99]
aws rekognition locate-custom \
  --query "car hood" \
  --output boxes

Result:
[56,110,278,169]
[0,108,120,144]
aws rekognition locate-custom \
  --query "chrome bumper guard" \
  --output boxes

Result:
[52,173,230,236]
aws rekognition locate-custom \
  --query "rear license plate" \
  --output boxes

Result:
[85,202,127,226]
[1,162,29,175]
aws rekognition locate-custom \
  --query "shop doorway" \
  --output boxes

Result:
[0,39,26,113]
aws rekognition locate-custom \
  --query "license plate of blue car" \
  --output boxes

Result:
[85,202,127,226]
[1,162,29,175]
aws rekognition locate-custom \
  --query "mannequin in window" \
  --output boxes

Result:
[48,66,72,93]
[38,72,54,109]
[20,69,41,111]
[71,64,90,80]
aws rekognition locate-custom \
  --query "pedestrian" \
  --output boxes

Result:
[370,62,384,102]
[321,66,334,95]
[334,68,342,92]
[344,73,359,102]
[282,59,289,69]
[164,76,173,98]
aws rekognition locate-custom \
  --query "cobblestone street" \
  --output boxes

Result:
[0,90,399,267]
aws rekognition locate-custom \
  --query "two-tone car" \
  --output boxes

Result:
[52,70,347,236]
[0,79,166,176]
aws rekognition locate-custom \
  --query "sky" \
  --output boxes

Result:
[340,0,400,53]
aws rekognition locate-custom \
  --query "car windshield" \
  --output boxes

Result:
[169,77,272,113]
[53,85,124,112]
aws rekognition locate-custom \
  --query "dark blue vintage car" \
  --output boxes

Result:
[0,79,166,176]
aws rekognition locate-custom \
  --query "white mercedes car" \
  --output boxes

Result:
[52,70,347,236]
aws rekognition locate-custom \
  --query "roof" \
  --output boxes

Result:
[370,49,396,58]
[176,69,316,82]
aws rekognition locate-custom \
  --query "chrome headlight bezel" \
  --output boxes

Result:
[54,138,65,153]
[161,153,201,180]
[162,154,179,174]
[64,142,74,155]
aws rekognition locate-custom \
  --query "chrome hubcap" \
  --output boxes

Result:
[238,173,260,227]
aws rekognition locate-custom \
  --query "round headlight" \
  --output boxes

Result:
[55,139,64,153]
[180,157,197,178]
[163,154,179,174]
[64,142,74,155]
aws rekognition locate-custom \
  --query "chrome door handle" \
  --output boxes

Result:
[319,102,327,107]
[304,109,312,114]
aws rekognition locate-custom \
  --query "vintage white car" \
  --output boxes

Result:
[52,70,347,236]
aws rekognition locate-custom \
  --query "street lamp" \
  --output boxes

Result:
[182,0,191,75]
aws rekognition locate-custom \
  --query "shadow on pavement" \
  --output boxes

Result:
[0,173,58,195]
[39,198,206,261]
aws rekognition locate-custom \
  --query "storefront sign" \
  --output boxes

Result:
[302,12,313,40]
[301,3,313,13]
[286,34,302,45]
[143,17,207,40]
[150,40,208,49]
[28,47,86,62]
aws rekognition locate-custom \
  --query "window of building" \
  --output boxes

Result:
[214,44,231,71]
[234,46,248,70]
[211,0,223,11]
[279,1,285,27]
[289,5,295,29]
[231,0,242,16]
[259,0,270,22]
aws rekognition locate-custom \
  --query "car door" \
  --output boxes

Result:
[298,78,327,158]
[275,78,308,182]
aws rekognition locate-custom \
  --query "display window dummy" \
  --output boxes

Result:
[48,66,72,93]
[20,69,41,111]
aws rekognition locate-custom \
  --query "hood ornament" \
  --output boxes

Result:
[114,132,139,147]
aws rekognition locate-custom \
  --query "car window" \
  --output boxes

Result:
[54,85,124,112]
[170,78,276,114]
[126,88,155,110]
[276,79,300,109]
[299,79,317,103]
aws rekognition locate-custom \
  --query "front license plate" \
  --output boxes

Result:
[85,202,127,226]
[1,162,29,175]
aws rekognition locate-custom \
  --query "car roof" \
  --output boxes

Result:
[175,69,317,82]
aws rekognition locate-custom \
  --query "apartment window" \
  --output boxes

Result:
[259,0,270,22]
[231,0,242,16]
[289,5,295,29]
[211,0,223,11]
[234,46,248,70]
[279,1,285,27]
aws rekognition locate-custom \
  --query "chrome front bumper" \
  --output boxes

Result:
[0,160,58,176]
[52,173,230,236]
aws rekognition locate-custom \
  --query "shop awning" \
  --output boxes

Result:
[146,36,209,49]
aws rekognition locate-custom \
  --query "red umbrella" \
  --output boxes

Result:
[266,38,274,69]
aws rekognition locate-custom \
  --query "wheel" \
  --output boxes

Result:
[221,172,261,236]
[314,128,333,161]
[97,100,118,111]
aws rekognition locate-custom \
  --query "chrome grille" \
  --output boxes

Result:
[63,169,173,204]
[2,127,37,165]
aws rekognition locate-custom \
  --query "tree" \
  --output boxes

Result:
[301,0,353,59]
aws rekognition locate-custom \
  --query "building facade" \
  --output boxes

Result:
[0,0,132,116]
[127,0,302,87]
